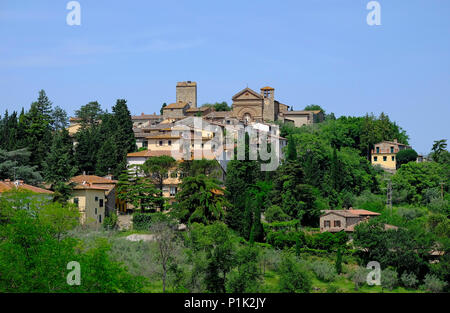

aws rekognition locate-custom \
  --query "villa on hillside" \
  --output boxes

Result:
[370,139,411,173]
[319,208,397,233]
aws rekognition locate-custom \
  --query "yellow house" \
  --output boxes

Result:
[69,183,109,227]
[371,139,411,172]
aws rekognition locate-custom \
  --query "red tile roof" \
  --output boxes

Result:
[0,180,53,194]
[70,175,117,184]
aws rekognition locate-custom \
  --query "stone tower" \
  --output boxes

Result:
[176,81,197,108]
[261,86,276,122]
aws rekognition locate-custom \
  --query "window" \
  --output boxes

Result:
[143,141,148,148]
[324,220,331,227]
[201,143,204,148]
[383,156,387,161]
[170,186,177,196]
[376,147,380,153]
[392,156,395,161]
[168,140,172,146]
[226,120,230,125]
[99,215,102,223]
[74,198,79,207]
[159,140,163,146]
[95,196,98,201]
[170,171,177,178]
[390,146,394,153]
[334,220,341,227]
[99,199,104,207]
[95,207,97,215]
[374,156,378,162]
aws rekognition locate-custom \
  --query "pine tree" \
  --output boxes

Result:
[25,90,54,169]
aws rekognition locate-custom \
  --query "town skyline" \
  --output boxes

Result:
[1,0,449,154]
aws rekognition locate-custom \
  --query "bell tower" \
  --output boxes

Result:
[261,86,275,121]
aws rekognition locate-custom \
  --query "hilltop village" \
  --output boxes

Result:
[0,82,448,294]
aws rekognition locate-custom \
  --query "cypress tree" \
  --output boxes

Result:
[43,128,76,183]
[335,248,342,275]
[112,99,136,177]
[286,134,297,161]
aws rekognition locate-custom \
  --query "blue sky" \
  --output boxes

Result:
[0,0,449,154]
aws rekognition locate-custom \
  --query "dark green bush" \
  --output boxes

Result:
[103,212,118,230]
[132,212,172,231]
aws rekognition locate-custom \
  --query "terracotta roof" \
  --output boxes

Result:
[127,150,174,158]
[322,210,360,218]
[261,86,274,90]
[283,110,316,115]
[70,175,117,184]
[205,111,232,118]
[321,209,380,218]
[186,106,211,112]
[348,209,381,216]
[177,81,197,86]
[146,135,182,139]
[165,101,189,109]
[375,140,411,147]
[132,113,162,120]
[73,183,110,191]
[0,180,53,194]
[232,87,263,100]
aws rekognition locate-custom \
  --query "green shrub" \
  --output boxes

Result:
[264,205,290,223]
[266,230,304,249]
[326,284,342,293]
[311,261,336,282]
[401,272,418,289]
[132,212,172,231]
[103,212,118,230]
[350,267,369,291]
[381,268,398,291]
[277,253,311,293]
[305,231,348,252]
[396,207,425,221]
[422,274,447,293]
[353,190,385,213]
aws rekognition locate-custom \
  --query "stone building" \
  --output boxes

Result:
[281,110,324,127]
[132,112,163,128]
[231,86,288,123]
[319,208,397,233]
[162,101,190,119]
[176,81,197,108]
[320,208,381,233]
